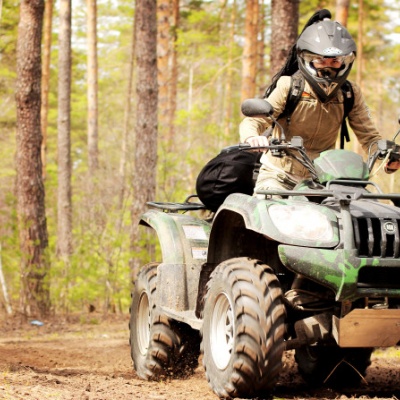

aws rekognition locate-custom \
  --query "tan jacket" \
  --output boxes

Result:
[239,76,382,177]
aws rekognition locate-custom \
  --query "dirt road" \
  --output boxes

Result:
[0,314,399,400]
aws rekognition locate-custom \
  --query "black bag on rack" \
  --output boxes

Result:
[196,147,261,212]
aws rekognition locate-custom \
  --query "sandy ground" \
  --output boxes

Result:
[0,313,399,400]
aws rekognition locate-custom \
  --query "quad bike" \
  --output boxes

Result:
[129,99,400,399]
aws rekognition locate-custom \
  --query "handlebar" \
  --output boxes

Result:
[368,139,400,170]
[223,136,400,184]
[221,137,319,180]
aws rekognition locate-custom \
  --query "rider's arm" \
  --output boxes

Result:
[348,83,400,173]
[348,83,383,152]
[239,117,269,145]
[239,77,290,146]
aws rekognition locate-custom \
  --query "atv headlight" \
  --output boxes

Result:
[269,204,334,242]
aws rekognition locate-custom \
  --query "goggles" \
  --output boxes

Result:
[301,51,355,67]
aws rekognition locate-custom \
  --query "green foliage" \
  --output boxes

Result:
[48,185,133,313]
[0,0,19,128]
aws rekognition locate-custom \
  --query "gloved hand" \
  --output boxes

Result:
[245,135,269,148]
[384,160,400,174]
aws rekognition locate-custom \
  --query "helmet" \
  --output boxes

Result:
[296,19,356,103]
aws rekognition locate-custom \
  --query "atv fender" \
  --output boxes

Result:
[140,209,211,311]
[207,193,338,266]
[205,193,284,268]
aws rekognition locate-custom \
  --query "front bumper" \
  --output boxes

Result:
[279,245,400,301]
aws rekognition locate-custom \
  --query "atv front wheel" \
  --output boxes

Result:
[295,345,373,387]
[201,257,286,399]
[129,263,199,379]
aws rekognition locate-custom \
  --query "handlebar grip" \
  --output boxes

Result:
[220,143,251,154]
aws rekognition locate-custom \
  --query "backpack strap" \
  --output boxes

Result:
[279,71,305,124]
[267,74,354,149]
[339,80,354,149]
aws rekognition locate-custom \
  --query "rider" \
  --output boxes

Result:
[240,17,400,195]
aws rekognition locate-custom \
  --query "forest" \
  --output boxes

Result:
[0,0,400,318]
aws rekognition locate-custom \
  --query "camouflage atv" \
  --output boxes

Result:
[129,99,400,399]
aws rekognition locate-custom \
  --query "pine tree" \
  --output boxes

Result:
[16,0,50,316]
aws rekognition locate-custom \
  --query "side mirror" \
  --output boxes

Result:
[241,99,274,117]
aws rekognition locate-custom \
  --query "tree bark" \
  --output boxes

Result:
[335,0,350,26]
[119,10,136,210]
[87,0,99,173]
[40,0,53,179]
[57,0,73,259]
[168,0,179,147]
[157,0,171,147]
[16,0,50,316]
[130,0,158,281]
[270,0,299,77]
[223,0,236,139]
[257,0,266,93]
[241,0,259,101]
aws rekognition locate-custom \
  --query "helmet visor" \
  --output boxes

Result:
[301,51,355,68]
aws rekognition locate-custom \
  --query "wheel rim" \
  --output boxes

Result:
[137,291,151,356]
[210,292,234,370]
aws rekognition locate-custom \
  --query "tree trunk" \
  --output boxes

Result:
[16,0,50,317]
[223,0,236,140]
[335,0,350,26]
[168,0,179,147]
[119,11,136,210]
[130,0,158,281]
[257,0,266,93]
[241,0,259,102]
[40,0,53,179]
[270,0,299,77]
[87,0,99,173]
[57,0,73,260]
[157,0,171,147]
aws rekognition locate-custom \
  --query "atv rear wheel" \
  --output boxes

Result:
[201,257,286,399]
[295,345,372,387]
[129,263,199,379]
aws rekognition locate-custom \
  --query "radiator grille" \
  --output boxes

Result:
[353,217,400,258]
